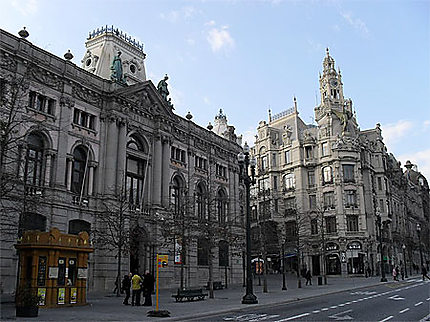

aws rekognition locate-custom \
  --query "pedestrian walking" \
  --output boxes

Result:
[422,265,430,281]
[395,266,400,281]
[366,265,371,278]
[305,270,312,286]
[392,267,398,281]
[400,266,405,280]
[142,270,155,306]
[121,273,132,305]
[131,272,142,306]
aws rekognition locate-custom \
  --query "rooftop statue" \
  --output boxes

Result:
[157,74,169,100]
[110,51,126,84]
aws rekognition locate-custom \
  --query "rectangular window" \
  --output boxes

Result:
[305,146,313,159]
[325,216,337,233]
[274,199,278,213]
[261,156,268,171]
[308,170,315,188]
[324,191,335,209]
[347,215,359,232]
[311,218,318,235]
[377,177,382,191]
[285,150,291,164]
[284,197,295,210]
[321,142,329,157]
[285,221,297,241]
[309,194,316,210]
[273,176,278,191]
[345,190,357,207]
[343,164,355,183]
[272,153,277,167]
[379,199,385,213]
[284,173,295,190]
[73,108,96,130]
[323,166,333,184]
[259,178,269,191]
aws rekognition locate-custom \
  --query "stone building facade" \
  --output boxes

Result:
[249,49,429,277]
[0,26,245,295]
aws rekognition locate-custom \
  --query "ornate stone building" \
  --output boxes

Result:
[249,49,429,277]
[0,26,244,295]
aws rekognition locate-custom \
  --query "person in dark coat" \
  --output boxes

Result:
[422,265,430,281]
[142,271,155,306]
[305,270,312,286]
[121,273,132,305]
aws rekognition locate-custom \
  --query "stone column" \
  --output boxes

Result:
[161,137,170,208]
[116,119,127,188]
[153,136,162,205]
[88,164,95,196]
[104,117,118,194]
[44,152,53,187]
[66,156,73,191]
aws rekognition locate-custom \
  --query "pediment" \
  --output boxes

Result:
[113,80,175,119]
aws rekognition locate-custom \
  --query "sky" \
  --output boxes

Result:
[1,0,429,179]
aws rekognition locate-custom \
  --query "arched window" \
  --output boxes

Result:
[171,176,184,217]
[25,132,44,186]
[322,166,333,184]
[197,237,209,266]
[68,219,91,235]
[219,240,229,267]
[71,146,88,194]
[18,213,46,237]
[126,136,147,207]
[196,182,207,222]
[217,189,228,225]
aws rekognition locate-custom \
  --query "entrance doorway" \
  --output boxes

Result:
[312,255,320,275]
[326,254,341,275]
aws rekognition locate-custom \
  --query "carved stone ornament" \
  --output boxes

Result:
[72,85,101,106]
[0,52,17,70]
[59,95,75,108]
[332,134,360,151]
[29,66,62,91]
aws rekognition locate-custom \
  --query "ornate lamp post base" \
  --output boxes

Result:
[242,293,258,304]
[380,277,387,282]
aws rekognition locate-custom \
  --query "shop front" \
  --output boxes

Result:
[346,241,365,274]
[325,242,341,275]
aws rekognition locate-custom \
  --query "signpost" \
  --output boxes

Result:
[148,254,170,317]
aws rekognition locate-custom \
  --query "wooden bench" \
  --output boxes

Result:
[205,281,224,290]
[172,288,208,302]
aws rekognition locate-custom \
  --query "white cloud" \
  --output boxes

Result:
[423,120,430,129]
[205,20,216,26]
[381,120,413,151]
[11,0,38,16]
[160,6,198,23]
[207,26,235,53]
[307,39,323,53]
[398,149,430,182]
[340,11,369,36]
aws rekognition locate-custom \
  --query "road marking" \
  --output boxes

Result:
[379,316,393,322]
[388,294,404,301]
[399,308,410,313]
[415,301,423,306]
[321,308,329,311]
[338,303,345,307]
[426,297,430,301]
[274,313,310,321]
[312,310,320,314]
[345,302,352,305]
[330,306,338,309]
[328,310,353,320]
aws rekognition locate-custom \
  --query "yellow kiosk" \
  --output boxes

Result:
[15,227,93,307]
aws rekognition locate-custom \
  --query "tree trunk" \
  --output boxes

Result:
[208,247,214,299]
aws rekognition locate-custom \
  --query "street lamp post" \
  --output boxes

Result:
[375,209,387,282]
[238,142,258,304]
[402,244,408,278]
[416,223,423,270]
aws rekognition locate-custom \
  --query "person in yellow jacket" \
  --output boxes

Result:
[131,272,142,306]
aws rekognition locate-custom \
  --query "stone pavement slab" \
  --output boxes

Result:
[2,274,420,321]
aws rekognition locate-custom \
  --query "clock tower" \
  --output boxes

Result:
[315,48,357,136]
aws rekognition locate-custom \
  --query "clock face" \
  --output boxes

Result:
[330,79,338,87]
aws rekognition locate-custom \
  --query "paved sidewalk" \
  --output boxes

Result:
[1,274,421,321]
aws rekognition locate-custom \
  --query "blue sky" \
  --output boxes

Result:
[1,0,429,179]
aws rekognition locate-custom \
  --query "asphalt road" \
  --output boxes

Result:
[185,278,430,322]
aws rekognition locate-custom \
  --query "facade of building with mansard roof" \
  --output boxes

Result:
[0,27,244,295]
[249,49,429,278]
